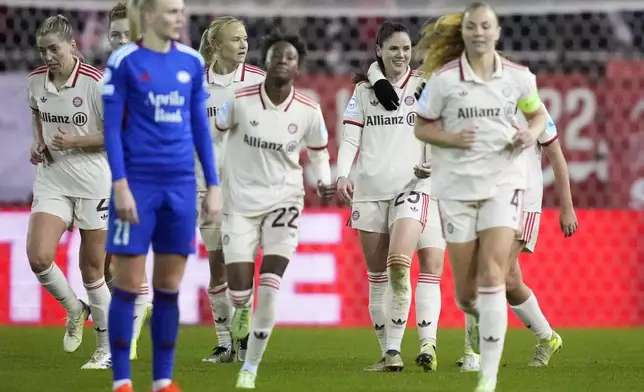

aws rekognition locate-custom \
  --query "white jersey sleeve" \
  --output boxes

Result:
[516,71,542,114]
[416,74,444,121]
[215,99,236,131]
[342,86,366,127]
[304,105,329,149]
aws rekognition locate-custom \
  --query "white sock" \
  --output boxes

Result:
[132,283,150,340]
[415,273,441,347]
[35,263,82,315]
[152,379,171,391]
[477,285,508,383]
[208,282,233,348]
[464,313,477,355]
[510,292,553,340]
[367,271,387,356]
[84,277,111,349]
[385,254,412,353]
[242,273,281,376]
[227,288,253,309]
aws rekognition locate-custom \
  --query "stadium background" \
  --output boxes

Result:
[0,0,642,329]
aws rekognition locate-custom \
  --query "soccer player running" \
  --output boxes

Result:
[197,16,266,364]
[413,3,548,392]
[214,31,334,389]
[337,21,445,372]
[104,0,153,361]
[27,14,112,369]
[102,0,221,391]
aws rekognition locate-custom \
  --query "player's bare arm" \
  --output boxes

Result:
[544,139,578,237]
[513,104,547,150]
[50,126,104,150]
[30,109,48,165]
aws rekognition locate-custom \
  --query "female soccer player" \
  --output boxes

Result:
[102,0,221,391]
[27,14,111,370]
[215,31,334,389]
[337,21,445,372]
[413,3,548,391]
[197,16,265,364]
[104,0,153,361]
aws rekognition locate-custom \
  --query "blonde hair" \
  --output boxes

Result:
[198,16,243,65]
[416,2,496,75]
[127,0,155,42]
[36,14,74,42]
[109,1,128,23]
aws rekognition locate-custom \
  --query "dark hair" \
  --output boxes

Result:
[260,30,307,65]
[353,21,410,84]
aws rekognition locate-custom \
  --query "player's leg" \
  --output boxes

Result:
[351,202,390,371]
[236,204,301,388]
[27,194,88,353]
[474,188,525,392]
[507,212,561,367]
[130,273,152,361]
[438,200,481,370]
[414,200,445,372]
[105,253,115,290]
[75,197,112,369]
[199,191,235,363]
[106,186,157,392]
[382,192,427,371]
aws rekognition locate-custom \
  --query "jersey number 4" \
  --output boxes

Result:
[270,207,300,229]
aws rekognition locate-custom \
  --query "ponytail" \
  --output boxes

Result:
[416,13,464,75]
[198,29,213,64]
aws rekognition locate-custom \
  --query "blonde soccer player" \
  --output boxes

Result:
[215,31,334,389]
[337,21,445,373]
[102,0,153,361]
[413,3,549,391]
[27,14,111,369]
[197,16,265,364]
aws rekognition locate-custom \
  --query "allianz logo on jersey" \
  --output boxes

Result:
[39,111,88,126]
[243,134,299,154]
[147,91,185,123]
[457,107,502,119]
[365,112,416,127]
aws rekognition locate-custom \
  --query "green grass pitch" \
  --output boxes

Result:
[0,327,643,391]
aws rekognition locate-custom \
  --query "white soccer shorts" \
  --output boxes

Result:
[350,191,431,234]
[437,188,524,243]
[517,211,541,253]
[221,205,302,263]
[31,192,109,230]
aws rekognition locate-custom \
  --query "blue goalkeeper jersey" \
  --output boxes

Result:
[101,41,218,186]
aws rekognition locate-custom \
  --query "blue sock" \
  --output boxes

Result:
[109,288,137,382]
[151,289,180,383]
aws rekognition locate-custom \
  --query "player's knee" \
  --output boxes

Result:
[226,262,254,290]
[208,251,227,286]
[260,254,290,277]
[26,247,55,273]
[418,247,444,275]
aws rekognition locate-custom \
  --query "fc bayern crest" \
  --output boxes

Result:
[404,95,415,106]
[287,123,298,134]
[72,96,83,107]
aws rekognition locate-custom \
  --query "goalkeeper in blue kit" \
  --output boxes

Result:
[101,1,221,391]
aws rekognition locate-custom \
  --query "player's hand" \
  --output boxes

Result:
[511,126,536,150]
[113,181,139,224]
[317,180,335,201]
[559,207,578,237]
[414,81,427,100]
[372,79,400,111]
[50,127,78,151]
[201,186,222,225]
[450,128,477,149]
[30,142,47,165]
[336,176,354,206]
[414,162,432,179]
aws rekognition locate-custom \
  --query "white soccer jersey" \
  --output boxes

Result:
[342,68,430,202]
[520,108,559,212]
[215,82,329,216]
[416,51,539,200]
[27,59,110,198]
[195,62,266,191]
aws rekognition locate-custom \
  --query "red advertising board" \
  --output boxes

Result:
[0,208,642,327]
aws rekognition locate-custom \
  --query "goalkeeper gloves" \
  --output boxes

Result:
[372,79,400,111]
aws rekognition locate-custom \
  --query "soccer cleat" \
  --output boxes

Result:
[384,349,404,372]
[363,357,386,372]
[474,376,496,392]
[80,347,111,369]
[63,300,90,353]
[202,346,235,363]
[459,353,480,372]
[153,382,182,392]
[235,370,256,389]
[467,320,480,355]
[415,343,438,372]
[130,303,153,360]
[114,384,134,392]
[231,307,251,341]
[529,331,562,367]
[237,335,249,362]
